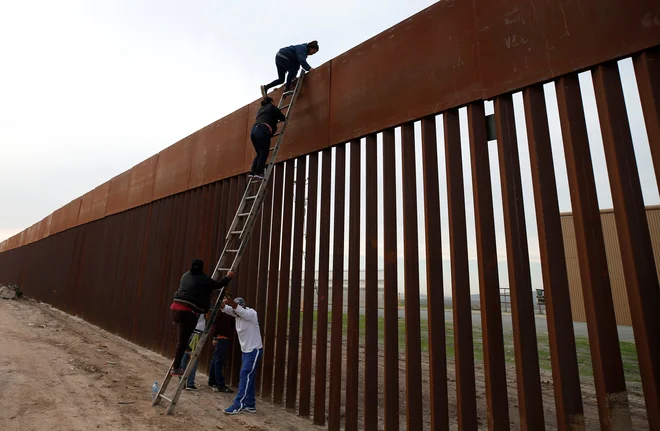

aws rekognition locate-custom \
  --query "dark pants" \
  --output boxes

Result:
[208,337,230,387]
[180,350,198,387]
[250,124,271,176]
[170,309,197,369]
[264,55,298,92]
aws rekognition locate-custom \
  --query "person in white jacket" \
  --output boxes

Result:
[220,295,263,415]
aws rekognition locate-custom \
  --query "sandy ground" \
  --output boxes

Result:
[0,298,326,431]
[0,298,649,430]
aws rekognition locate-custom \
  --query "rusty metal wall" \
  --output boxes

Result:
[3,0,660,252]
[561,207,660,327]
[1,1,660,430]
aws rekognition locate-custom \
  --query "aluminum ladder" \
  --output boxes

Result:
[152,72,306,415]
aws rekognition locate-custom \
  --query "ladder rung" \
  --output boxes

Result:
[153,72,303,416]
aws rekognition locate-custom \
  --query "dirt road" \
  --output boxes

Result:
[0,299,324,431]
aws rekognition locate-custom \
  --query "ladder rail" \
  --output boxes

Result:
[261,74,304,187]
[217,72,306,275]
[152,285,228,411]
[154,72,306,415]
[222,178,257,244]
[217,71,305,262]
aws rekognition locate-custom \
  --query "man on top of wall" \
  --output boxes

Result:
[260,41,319,96]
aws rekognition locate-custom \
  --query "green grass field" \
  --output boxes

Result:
[305,310,640,384]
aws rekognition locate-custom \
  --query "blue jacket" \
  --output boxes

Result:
[278,43,312,71]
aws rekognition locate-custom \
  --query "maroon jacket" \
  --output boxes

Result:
[209,309,234,340]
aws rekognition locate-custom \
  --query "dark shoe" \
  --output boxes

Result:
[260,85,267,97]
[185,384,199,391]
[243,406,256,413]
[248,174,264,181]
[170,367,184,376]
[217,385,233,393]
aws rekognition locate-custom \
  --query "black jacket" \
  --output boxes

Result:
[173,271,231,313]
[254,104,286,134]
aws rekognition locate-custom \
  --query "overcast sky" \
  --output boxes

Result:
[0,0,438,242]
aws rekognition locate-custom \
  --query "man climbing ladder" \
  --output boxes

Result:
[249,96,286,180]
[152,70,307,415]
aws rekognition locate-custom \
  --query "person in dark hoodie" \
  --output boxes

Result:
[169,259,235,376]
[260,41,319,97]
[248,97,285,180]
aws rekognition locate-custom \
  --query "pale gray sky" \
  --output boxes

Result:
[0,0,437,242]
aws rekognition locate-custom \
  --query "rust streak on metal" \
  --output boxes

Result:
[329,144,346,431]
[633,48,660,207]
[256,177,273,319]
[345,139,361,431]
[274,160,295,405]
[286,156,307,411]
[401,123,423,431]
[444,109,478,430]
[244,197,261,308]
[523,85,585,430]
[467,102,510,430]
[555,73,631,430]
[261,164,284,400]
[494,95,545,430]
[364,134,379,431]
[382,129,399,431]
[299,153,319,418]
[208,183,223,263]
[421,115,449,431]
[593,62,660,430]
[313,149,332,426]
[254,176,273,393]
[231,175,247,386]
